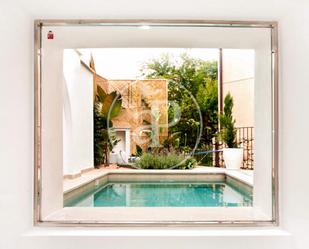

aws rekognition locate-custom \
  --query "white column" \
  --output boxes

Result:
[125,129,131,156]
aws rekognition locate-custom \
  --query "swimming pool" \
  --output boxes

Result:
[64,180,252,207]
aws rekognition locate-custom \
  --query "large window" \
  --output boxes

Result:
[34,20,278,226]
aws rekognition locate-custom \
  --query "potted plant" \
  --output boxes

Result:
[218,93,243,170]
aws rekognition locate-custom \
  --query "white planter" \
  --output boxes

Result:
[118,150,128,164]
[109,150,129,165]
[109,151,118,164]
[223,148,244,170]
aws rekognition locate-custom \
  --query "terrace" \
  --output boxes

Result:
[63,48,255,179]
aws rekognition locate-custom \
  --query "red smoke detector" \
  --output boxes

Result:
[47,31,54,40]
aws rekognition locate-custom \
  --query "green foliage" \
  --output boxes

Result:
[142,53,217,100]
[196,79,218,144]
[135,145,143,156]
[218,93,237,148]
[96,85,122,119]
[135,153,197,170]
[108,128,120,151]
[142,53,218,148]
[181,157,197,169]
[93,86,123,167]
[163,132,181,151]
[93,102,109,166]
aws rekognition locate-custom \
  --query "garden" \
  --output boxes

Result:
[93,53,239,170]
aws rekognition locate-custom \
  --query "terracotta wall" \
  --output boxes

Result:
[101,79,168,155]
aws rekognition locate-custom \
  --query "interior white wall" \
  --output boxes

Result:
[40,39,63,218]
[253,43,273,219]
[63,49,94,176]
[1,0,309,249]
[41,46,94,217]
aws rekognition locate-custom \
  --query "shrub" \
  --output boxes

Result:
[135,153,197,170]
[181,157,197,169]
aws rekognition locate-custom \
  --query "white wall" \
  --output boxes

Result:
[1,1,309,249]
[113,130,126,154]
[63,49,94,175]
[222,49,255,127]
[113,129,131,156]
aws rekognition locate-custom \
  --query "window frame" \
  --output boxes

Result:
[34,19,279,227]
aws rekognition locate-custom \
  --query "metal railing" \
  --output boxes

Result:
[213,126,254,170]
[237,126,254,169]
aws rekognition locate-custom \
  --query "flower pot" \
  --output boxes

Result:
[223,148,243,170]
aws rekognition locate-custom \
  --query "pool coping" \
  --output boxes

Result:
[63,167,253,196]
[41,168,263,224]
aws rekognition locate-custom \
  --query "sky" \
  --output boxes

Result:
[78,48,219,79]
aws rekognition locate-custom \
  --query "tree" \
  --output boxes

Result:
[218,93,237,148]
[142,53,218,149]
[196,79,218,145]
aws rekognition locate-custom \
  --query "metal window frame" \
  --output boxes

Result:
[34,19,279,227]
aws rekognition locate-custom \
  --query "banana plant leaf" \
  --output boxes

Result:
[96,86,122,119]
[96,85,107,102]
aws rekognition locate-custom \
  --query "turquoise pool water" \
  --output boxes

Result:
[65,181,252,207]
